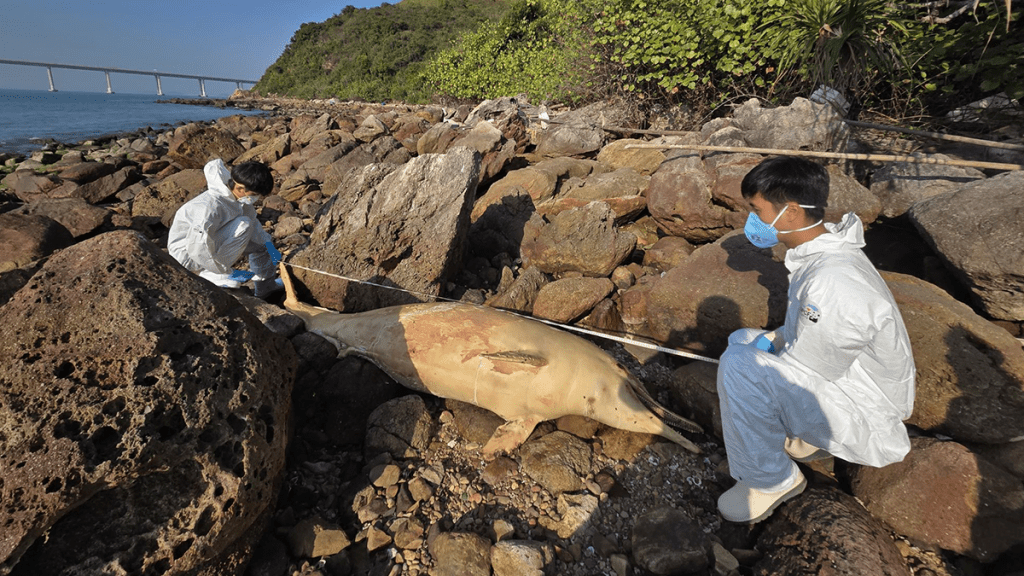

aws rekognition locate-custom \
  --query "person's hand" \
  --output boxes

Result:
[753,331,778,354]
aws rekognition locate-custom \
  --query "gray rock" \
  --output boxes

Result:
[850,437,1024,563]
[825,164,882,225]
[731,97,849,152]
[754,486,909,575]
[429,532,492,576]
[520,202,636,277]
[491,540,554,576]
[546,492,600,538]
[294,147,480,312]
[909,170,1024,321]
[669,361,723,441]
[596,138,667,175]
[563,167,649,202]
[885,272,1024,443]
[519,431,592,494]
[353,114,388,142]
[365,395,437,460]
[869,155,985,218]
[631,507,710,575]
[446,399,505,445]
[0,230,296,575]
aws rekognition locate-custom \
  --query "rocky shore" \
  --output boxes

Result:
[1,91,1023,576]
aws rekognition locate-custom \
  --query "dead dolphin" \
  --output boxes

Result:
[280,263,702,456]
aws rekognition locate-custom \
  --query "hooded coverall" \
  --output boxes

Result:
[717,212,915,491]
[167,159,276,280]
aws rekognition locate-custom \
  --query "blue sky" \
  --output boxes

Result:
[0,1,386,97]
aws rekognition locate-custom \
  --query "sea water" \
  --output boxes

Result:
[0,88,263,155]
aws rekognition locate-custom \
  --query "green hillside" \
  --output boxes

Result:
[254,0,509,103]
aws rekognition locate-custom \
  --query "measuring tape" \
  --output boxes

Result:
[282,261,720,364]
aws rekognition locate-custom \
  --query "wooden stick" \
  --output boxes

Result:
[624,143,1024,171]
[845,119,1024,152]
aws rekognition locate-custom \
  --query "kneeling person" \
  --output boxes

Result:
[717,156,915,523]
[168,159,283,299]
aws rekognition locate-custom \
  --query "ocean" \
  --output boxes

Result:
[0,88,264,156]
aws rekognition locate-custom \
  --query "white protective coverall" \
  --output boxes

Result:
[167,159,275,280]
[717,212,915,491]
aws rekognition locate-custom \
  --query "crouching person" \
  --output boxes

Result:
[717,156,915,523]
[168,158,284,299]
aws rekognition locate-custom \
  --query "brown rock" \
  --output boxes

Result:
[520,203,636,278]
[167,124,246,169]
[72,166,142,204]
[0,230,296,575]
[532,277,614,323]
[642,236,694,273]
[637,231,788,356]
[631,508,710,575]
[2,169,62,202]
[11,197,108,239]
[850,437,1024,563]
[755,485,909,575]
[0,213,73,272]
[446,400,505,446]
[288,517,352,558]
[647,154,754,243]
[520,431,592,494]
[130,168,206,221]
[596,138,667,175]
[429,532,492,576]
[56,161,118,184]
[885,272,1024,443]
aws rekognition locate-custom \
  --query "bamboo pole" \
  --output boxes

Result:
[624,143,1024,171]
[845,119,1024,152]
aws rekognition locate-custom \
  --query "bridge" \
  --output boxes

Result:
[0,59,258,97]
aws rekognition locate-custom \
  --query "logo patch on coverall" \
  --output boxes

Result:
[801,304,821,323]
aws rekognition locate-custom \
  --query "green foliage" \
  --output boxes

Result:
[757,0,911,98]
[424,0,600,103]
[254,0,509,103]
[907,1,1023,107]
[589,0,784,106]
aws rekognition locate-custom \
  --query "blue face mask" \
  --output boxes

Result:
[744,205,822,248]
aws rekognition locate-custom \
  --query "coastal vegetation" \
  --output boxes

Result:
[255,0,1022,120]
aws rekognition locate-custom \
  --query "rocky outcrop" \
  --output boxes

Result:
[850,437,1024,563]
[869,156,986,218]
[909,170,1024,321]
[755,485,910,575]
[0,213,73,272]
[0,231,296,576]
[885,272,1024,444]
[291,147,481,311]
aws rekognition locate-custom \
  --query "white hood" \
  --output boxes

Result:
[204,158,234,198]
[785,212,865,273]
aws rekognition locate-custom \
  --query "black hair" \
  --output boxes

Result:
[741,156,828,221]
[230,161,274,196]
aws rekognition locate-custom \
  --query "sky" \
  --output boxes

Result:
[0,1,386,97]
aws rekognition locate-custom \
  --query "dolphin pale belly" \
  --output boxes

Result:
[280,263,702,456]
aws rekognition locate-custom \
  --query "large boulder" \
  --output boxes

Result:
[291,147,481,312]
[166,125,246,169]
[130,168,207,222]
[825,164,882,225]
[850,437,1024,563]
[0,213,74,272]
[884,272,1024,443]
[869,156,985,218]
[754,486,910,575]
[909,170,1024,321]
[0,230,297,575]
[1,169,63,203]
[630,232,788,355]
[730,97,849,151]
[70,166,142,204]
[519,202,636,278]
[646,154,754,243]
[11,197,111,238]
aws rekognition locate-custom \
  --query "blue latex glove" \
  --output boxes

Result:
[228,269,256,283]
[265,242,283,266]
[753,334,776,354]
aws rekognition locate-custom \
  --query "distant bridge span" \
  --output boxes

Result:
[0,59,258,97]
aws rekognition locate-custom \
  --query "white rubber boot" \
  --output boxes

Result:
[784,437,831,462]
[718,469,807,523]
